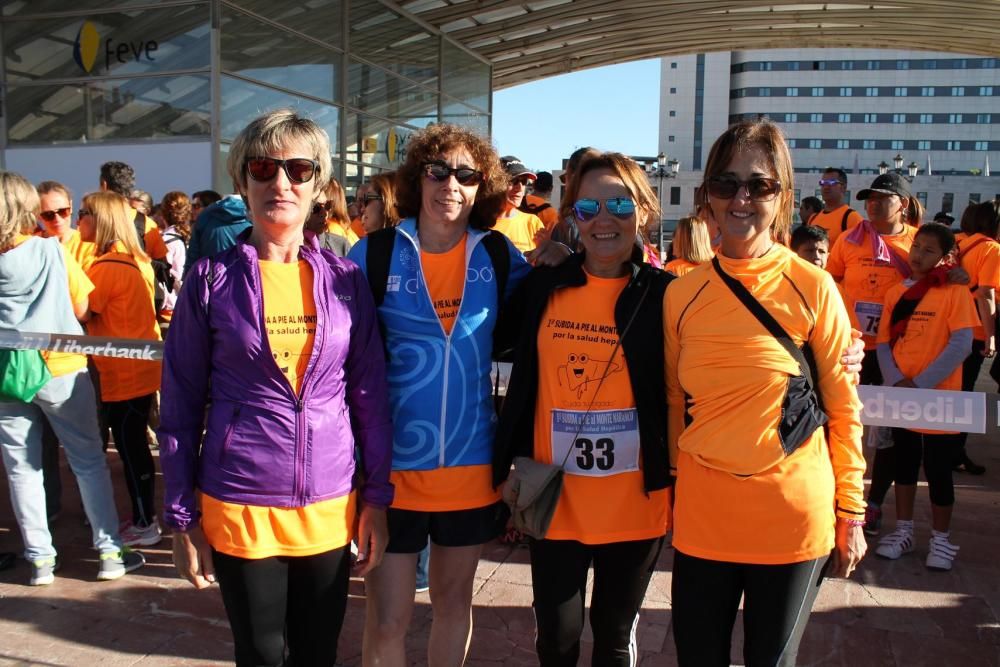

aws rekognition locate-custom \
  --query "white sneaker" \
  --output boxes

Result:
[875,528,914,560]
[121,519,162,547]
[926,535,959,571]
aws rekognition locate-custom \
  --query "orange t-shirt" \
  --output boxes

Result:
[827,224,917,349]
[326,220,360,247]
[532,272,669,544]
[493,208,544,254]
[136,211,168,261]
[957,234,1000,341]
[391,234,500,511]
[809,205,863,246]
[351,216,367,239]
[85,246,161,402]
[524,193,560,230]
[259,260,316,395]
[877,281,978,393]
[665,246,864,564]
[663,258,701,277]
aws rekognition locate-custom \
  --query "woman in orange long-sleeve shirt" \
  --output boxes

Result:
[665,120,866,666]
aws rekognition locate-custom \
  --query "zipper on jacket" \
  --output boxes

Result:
[220,403,242,460]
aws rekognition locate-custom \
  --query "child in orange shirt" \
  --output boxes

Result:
[874,223,977,571]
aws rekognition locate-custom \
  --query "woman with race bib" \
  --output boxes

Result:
[493,152,674,665]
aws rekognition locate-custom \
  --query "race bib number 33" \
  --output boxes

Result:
[551,409,640,477]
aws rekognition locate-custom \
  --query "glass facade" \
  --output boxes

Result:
[0,0,492,194]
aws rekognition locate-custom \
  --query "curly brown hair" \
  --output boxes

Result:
[395,124,508,230]
[160,191,193,242]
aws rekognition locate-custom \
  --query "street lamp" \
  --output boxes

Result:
[649,152,680,258]
[878,155,919,181]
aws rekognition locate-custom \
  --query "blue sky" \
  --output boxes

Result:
[491,59,661,174]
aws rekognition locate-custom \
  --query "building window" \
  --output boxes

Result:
[916,192,928,207]
[921,87,935,96]
[810,113,823,123]
[894,87,907,96]
[668,135,675,142]
[789,61,800,71]
[920,114,933,123]
[893,114,906,123]
[866,87,878,97]
[811,87,824,96]
[863,140,876,149]
[918,140,931,149]
[785,113,798,122]
[670,186,681,206]
[759,87,771,96]
[891,140,904,150]
[949,114,963,123]
[669,87,676,93]
[837,139,849,149]
[896,60,909,70]
[842,60,854,70]
[786,87,799,96]
[947,141,962,150]
[867,60,879,70]
[981,86,994,96]
[670,62,677,69]
[669,110,676,117]
[787,139,797,148]
[942,193,954,213]
[809,139,821,149]
[864,113,878,123]
[977,113,992,123]
[975,141,989,150]
[970,193,981,203]
[839,87,853,96]
[838,113,851,122]
[952,86,965,96]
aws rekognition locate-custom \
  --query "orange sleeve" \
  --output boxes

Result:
[144,219,168,260]
[664,282,687,471]
[948,283,980,333]
[847,209,864,229]
[812,271,866,520]
[61,245,94,306]
[978,244,1000,290]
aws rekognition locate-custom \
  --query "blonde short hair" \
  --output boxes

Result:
[84,191,148,261]
[0,171,40,252]
[227,109,333,198]
[672,216,714,264]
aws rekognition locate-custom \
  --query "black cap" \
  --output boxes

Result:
[500,156,536,180]
[932,211,955,224]
[534,171,553,190]
[856,172,912,200]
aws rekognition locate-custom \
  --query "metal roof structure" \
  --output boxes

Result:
[390,0,1000,89]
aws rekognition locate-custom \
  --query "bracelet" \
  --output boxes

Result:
[839,518,865,527]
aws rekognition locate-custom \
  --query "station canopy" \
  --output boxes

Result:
[395,0,1000,89]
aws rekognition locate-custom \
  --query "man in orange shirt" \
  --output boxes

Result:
[99,161,168,261]
[520,171,560,231]
[493,156,545,254]
[809,168,863,246]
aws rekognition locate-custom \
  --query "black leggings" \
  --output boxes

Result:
[529,536,663,666]
[893,428,959,506]
[861,349,896,506]
[213,546,351,667]
[957,339,986,459]
[672,550,830,667]
[103,394,155,526]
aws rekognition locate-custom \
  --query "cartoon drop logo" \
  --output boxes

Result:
[73,21,100,73]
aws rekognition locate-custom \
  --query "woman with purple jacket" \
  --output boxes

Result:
[158,109,393,667]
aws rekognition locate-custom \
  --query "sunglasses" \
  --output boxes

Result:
[706,176,782,202]
[362,192,383,203]
[312,201,332,215]
[246,157,318,184]
[818,178,844,187]
[572,197,637,222]
[40,207,71,222]
[511,176,534,186]
[423,162,482,186]
[78,208,92,218]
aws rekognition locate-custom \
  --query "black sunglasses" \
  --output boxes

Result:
[246,157,318,184]
[312,201,333,216]
[362,192,383,203]
[706,176,782,202]
[78,208,92,219]
[423,161,482,186]
[40,207,72,222]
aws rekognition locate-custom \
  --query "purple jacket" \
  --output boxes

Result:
[158,233,393,533]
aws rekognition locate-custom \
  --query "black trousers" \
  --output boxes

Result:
[672,550,830,667]
[956,339,985,461]
[213,545,351,667]
[102,394,155,526]
[529,536,663,667]
[893,428,959,506]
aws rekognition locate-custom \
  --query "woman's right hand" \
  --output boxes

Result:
[172,524,216,589]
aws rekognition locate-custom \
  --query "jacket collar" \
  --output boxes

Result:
[234,226,320,262]
[554,246,647,287]
[396,216,487,252]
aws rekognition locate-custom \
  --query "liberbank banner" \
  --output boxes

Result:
[857,385,998,435]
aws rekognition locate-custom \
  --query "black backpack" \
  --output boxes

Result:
[133,210,174,311]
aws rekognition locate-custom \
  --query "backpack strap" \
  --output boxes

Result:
[481,230,511,305]
[841,207,856,232]
[92,257,141,273]
[364,227,398,307]
[133,209,147,251]
[711,257,816,390]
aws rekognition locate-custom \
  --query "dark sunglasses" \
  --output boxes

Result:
[706,176,782,202]
[423,161,482,186]
[511,175,533,186]
[40,207,71,222]
[362,192,383,203]
[572,197,637,222]
[246,157,318,184]
[78,208,92,218]
[818,178,843,187]
[311,201,332,216]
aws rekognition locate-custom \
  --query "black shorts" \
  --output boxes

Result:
[386,502,508,553]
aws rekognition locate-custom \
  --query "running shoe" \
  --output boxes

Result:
[121,519,162,547]
[29,557,58,586]
[875,528,914,560]
[863,504,882,536]
[926,535,960,571]
[97,548,145,581]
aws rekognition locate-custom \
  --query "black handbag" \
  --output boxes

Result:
[712,258,828,457]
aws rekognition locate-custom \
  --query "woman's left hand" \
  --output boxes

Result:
[841,329,865,379]
[831,519,867,578]
[352,504,388,576]
[526,239,572,267]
